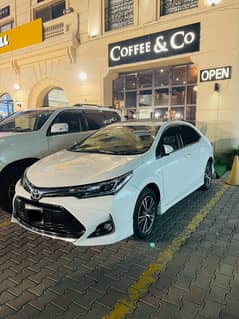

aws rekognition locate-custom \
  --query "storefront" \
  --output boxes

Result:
[109,23,200,122]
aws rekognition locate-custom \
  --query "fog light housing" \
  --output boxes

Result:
[88,216,115,238]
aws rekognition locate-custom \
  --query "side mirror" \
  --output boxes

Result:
[163,144,174,156]
[50,123,69,135]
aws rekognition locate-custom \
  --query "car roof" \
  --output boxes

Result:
[109,120,194,127]
[20,105,120,112]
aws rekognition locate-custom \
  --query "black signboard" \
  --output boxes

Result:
[0,6,10,20]
[200,66,232,82]
[109,23,200,67]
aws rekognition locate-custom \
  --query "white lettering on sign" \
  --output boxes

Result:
[200,66,231,82]
[110,41,151,62]
[170,31,195,49]
[0,35,9,48]
[110,30,197,63]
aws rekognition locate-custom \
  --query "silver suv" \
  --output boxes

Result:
[0,105,121,210]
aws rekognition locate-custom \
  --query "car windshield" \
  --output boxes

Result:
[70,124,160,155]
[0,110,54,132]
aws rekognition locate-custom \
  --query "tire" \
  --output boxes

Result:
[133,188,158,239]
[200,161,212,191]
[0,166,25,212]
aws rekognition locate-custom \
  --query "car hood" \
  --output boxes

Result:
[27,150,143,187]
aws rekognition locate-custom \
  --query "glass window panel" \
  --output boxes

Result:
[170,107,185,120]
[172,66,187,85]
[126,91,136,108]
[125,74,137,90]
[155,68,170,87]
[154,107,169,121]
[138,71,152,88]
[139,90,152,107]
[186,106,196,123]
[52,1,65,19]
[113,76,124,92]
[0,22,12,32]
[171,87,185,105]
[187,86,197,105]
[188,64,198,83]
[155,88,169,106]
[36,7,51,22]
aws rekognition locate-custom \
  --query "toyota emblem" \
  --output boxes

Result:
[30,188,41,201]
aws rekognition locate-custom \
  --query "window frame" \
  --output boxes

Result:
[156,125,182,158]
[34,0,66,23]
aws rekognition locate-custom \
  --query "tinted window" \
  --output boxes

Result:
[156,126,181,156]
[70,124,160,155]
[84,110,105,130]
[52,111,87,133]
[103,111,121,125]
[179,125,201,146]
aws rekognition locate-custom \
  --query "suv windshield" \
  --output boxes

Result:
[0,110,54,132]
[70,124,160,155]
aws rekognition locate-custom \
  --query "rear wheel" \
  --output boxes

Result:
[0,166,25,212]
[133,188,158,239]
[201,161,212,190]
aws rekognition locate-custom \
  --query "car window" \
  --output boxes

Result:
[51,110,87,133]
[103,111,121,125]
[179,125,201,146]
[69,124,160,155]
[0,110,54,132]
[83,110,105,130]
[156,126,181,156]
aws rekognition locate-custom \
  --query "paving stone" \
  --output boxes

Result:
[223,297,239,317]
[52,289,83,310]
[57,302,86,319]
[6,291,36,311]
[177,301,200,319]
[128,301,157,319]
[217,263,234,277]
[29,290,59,311]
[8,279,37,297]
[213,273,231,289]
[207,285,227,305]
[184,285,206,305]
[6,304,40,319]
[0,305,15,318]
[98,288,128,309]
[162,287,185,306]
[31,303,64,319]
[199,300,222,318]
[28,278,56,296]
[73,287,104,310]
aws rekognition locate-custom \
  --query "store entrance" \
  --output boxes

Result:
[113,64,198,123]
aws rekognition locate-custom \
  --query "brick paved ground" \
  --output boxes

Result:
[0,179,238,319]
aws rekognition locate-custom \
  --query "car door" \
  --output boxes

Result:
[178,124,204,191]
[47,110,92,153]
[155,125,185,209]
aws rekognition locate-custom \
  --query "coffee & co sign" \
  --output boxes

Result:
[109,23,200,67]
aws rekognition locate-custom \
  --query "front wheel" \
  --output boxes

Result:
[201,161,212,190]
[133,188,158,239]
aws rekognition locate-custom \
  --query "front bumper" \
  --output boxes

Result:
[12,181,138,246]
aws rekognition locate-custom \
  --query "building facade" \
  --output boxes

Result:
[0,0,238,156]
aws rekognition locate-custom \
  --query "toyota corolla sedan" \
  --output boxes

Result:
[12,121,213,246]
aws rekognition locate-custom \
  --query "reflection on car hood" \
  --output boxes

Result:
[27,150,143,188]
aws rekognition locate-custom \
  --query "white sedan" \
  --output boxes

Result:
[12,121,213,246]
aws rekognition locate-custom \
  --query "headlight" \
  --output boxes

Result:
[68,171,133,198]
[20,170,133,199]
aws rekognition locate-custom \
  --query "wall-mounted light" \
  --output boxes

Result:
[208,0,220,6]
[79,72,87,81]
[214,83,220,92]
[15,101,22,107]
[13,83,20,90]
